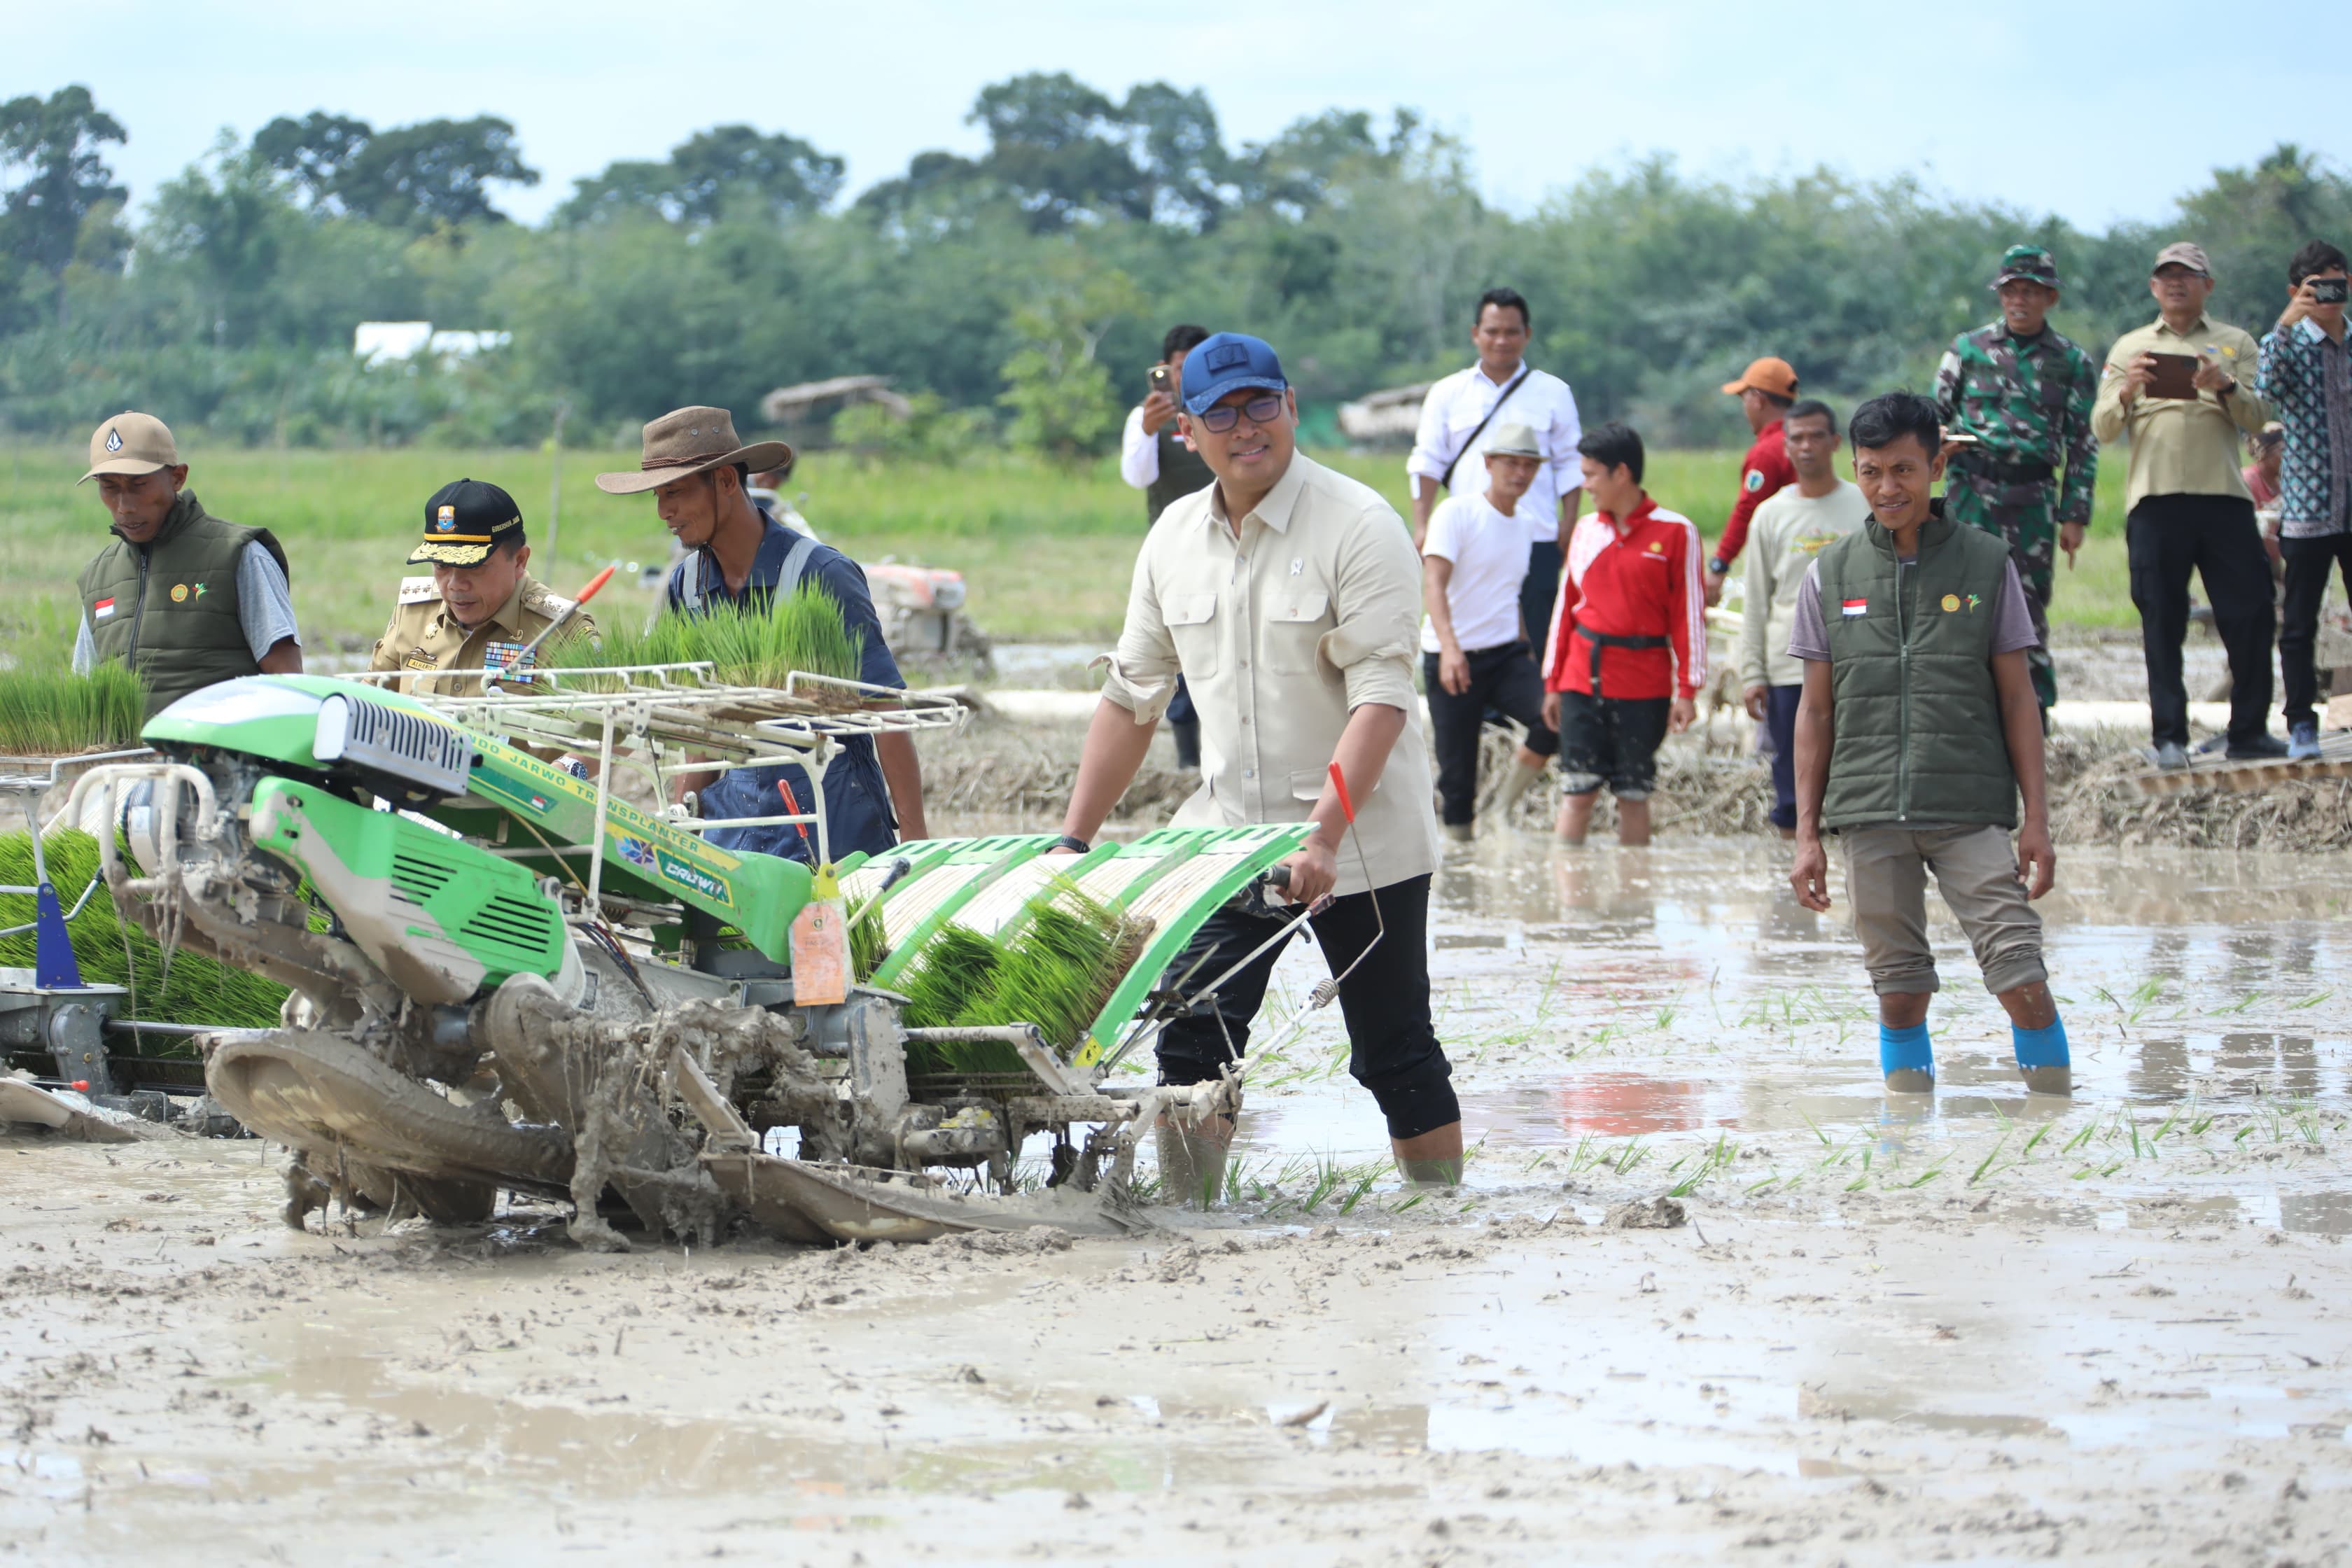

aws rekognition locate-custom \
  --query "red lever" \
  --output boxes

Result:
[775,778,813,847]
[1327,761,1356,825]
[71,1080,89,1092]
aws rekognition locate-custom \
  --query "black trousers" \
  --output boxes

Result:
[1765,683,1804,830]
[1520,538,1564,655]
[2127,493,2275,747]
[1156,874,1459,1140]
[2280,533,2352,732]
[1422,643,1558,825]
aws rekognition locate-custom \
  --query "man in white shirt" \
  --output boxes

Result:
[1408,288,1584,655]
[1736,399,1870,838]
[1119,323,1214,766]
[1422,422,1559,839]
[1058,330,1459,1189]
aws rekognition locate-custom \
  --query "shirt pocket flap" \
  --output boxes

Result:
[1266,590,1330,624]
[1164,592,1219,629]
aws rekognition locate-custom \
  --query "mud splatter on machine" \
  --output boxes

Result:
[64,662,1302,1247]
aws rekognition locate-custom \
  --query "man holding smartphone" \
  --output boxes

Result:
[2257,241,2352,761]
[1933,246,2101,715]
[2094,241,2278,767]
[1120,323,1215,768]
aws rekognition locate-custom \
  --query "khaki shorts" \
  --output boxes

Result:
[1837,823,2047,996]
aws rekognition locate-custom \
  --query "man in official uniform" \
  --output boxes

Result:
[1933,245,2100,713]
[369,478,596,697]
[74,410,302,715]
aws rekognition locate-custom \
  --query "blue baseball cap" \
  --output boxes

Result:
[1180,332,1288,416]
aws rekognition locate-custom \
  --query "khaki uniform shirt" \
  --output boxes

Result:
[1101,452,1441,897]
[2093,314,2271,511]
[368,573,598,697]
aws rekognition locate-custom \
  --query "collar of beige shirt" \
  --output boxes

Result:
[1203,450,1308,537]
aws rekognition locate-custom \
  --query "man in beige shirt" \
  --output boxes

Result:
[2094,240,2280,766]
[1055,331,1458,1186]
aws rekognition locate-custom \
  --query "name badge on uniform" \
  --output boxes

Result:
[402,648,437,671]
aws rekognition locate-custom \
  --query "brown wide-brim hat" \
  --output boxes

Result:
[594,405,792,496]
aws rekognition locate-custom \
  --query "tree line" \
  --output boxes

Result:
[1,76,2344,454]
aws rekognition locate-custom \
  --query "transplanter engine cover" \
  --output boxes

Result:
[314,690,472,797]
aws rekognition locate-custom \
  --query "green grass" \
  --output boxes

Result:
[0,830,292,1037]
[897,880,1138,1077]
[0,663,146,755]
[0,440,2146,660]
[578,579,864,687]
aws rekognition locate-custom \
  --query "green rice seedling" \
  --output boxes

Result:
[897,925,1004,1074]
[0,664,146,756]
[578,580,865,689]
[1967,1134,2011,1186]
[848,899,889,983]
[898,879,1142,1077]
[0,830,290,1037]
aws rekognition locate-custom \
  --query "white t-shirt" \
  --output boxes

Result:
[1420,491,1534,654]
[1406,364,1583,542]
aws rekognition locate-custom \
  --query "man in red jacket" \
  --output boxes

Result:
[1704,356,1801,606]
[1540,421,1706,844]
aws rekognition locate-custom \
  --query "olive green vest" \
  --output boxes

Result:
[76,491,290,717]
[1145,422,1216,524]
[1816,509,2018,830]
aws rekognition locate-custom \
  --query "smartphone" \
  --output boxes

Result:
[2312,276,2349,305]
[2144,352,2200,400]
[1148,365,1173,398]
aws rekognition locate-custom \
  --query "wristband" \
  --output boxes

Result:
[1707,558,1730,576]
[1053,834,1091,854]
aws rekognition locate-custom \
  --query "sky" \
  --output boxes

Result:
[8,1,2334,232]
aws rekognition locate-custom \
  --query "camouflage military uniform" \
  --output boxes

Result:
[368,573,597,697]
[1933,247,2101,709]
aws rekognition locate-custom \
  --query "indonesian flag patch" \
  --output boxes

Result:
[93,597,116,620]
[1840,598,1868,617]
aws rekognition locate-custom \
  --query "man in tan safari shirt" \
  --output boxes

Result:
[370,477,596,698]
[1053,331,1457,1189]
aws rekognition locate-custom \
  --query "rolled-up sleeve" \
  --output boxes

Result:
[1316,505,1421,712]
[1405,379,1451,491]
[1098,533,1180,723]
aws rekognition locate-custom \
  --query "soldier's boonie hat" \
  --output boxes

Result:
[2152,241,2211,278]
[1484,422,1544,460]
[594,406,792,496]
[79,411,178,483]
[410,477,524,567]
[1992,245,2060,290]
[1721,356,1799,399]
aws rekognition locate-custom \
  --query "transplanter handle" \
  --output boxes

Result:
[495,565,617,681]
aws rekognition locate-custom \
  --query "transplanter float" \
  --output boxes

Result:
[66,662,1303,1247]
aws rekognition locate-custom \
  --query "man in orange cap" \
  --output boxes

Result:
[1705,356,1802,606]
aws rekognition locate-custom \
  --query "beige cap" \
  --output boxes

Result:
[80,411,178,483]
[1484,421,1544,459]
[2152,241,2211,277]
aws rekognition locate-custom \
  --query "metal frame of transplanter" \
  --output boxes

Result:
[347,660,966,916]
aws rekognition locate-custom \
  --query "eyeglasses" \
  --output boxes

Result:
[1190,393,1286,434]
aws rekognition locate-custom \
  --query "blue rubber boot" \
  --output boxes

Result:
[1879,1022,1934,1094]
[2012,1017,2071,1096]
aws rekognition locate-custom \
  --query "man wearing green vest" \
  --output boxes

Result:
[1786,392,2071,1096]
[73,411,301,715]
[1120,323,1215,769]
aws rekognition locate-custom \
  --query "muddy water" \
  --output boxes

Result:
[6,834,2351,1564]
[1214,839,2352,1214]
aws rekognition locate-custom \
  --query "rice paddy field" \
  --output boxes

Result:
[0,441,2142,658]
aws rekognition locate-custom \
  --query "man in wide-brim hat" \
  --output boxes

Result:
[597,406,927,864]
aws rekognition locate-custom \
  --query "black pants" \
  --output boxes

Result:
[1156,874,1458,1140]
[1520,538,1564,654]
[1765,683,1804,830]
[2127,493,2275,747]
[1422,643,1558,825]
[2280,533,2352,732]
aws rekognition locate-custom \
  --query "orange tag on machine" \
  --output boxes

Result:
[791,862,848,1005]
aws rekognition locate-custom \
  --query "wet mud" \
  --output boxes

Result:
[4,837,2349,1564]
